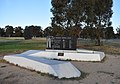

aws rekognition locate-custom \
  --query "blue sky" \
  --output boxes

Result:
[0,0,120,33]
[111,0,120,33]
[0,0,52,29]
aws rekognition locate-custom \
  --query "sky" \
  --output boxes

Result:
[111,0,120,33]
[0,0,120,33]
[0,0,52,29]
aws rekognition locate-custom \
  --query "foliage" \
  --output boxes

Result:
[5,25,14,37]
[23,26,32,40]
[51,0,83,37]
[0,28,5,37]
[116,26,120,38]
[44,26,53,37]
[105,27,115,39]
[0,25,43,38]
[51,0,113,45]
[14,26,23,37]
[29,25,43,37]
[23,25,43,39]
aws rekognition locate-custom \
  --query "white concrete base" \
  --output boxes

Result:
[4,54,81,79]
[24,49,105,61]
[3,49,105,78]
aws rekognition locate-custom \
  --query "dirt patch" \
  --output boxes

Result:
[0,54,120,84]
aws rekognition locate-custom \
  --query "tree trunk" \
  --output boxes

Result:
[96,33,101,46]
[97,37,101,46]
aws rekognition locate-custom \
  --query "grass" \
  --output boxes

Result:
[77,39,120,55]
[77,45,120,55]
[0,37,120,55]
[1,37,119,80]
[0,59,7,63]
[0,37,46,55]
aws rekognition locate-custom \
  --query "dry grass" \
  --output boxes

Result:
[77,45,120,55]
[0,59,7,63]
[0,37,120,55]
[0,37,46,55]
[77,39,120,55]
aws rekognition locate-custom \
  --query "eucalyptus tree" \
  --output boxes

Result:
[51,0,68,28]
[14,26,23,37]
[82,0,113,45]
[116,27,120,38]
[0,28,5,37]
[105,27,114,39]
[51,0,83,37]
[5,25,14,37]
[23,26,32,40]
[51,0,113,45]
[93,0,113,45]
[29,25,43,37]
[34,26,43,37]
[44,26,53,37]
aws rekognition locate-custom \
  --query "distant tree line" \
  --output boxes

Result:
[0,25,43,39]
[0,25,120,39]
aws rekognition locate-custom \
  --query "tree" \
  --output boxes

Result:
[51,0,68,28]
[105,27,114,39]
[23,26,32,40]
[51,0,83,37]
[116,27,120,38]
[23,25,43,39]
[34,26,43,37]
[80,26,96,39]
[28,25,43,37]
[69,26,82,38]
[51,0,113,45]
[51,0,68,36]
[52,25,65,36]
[93,0,113,45]
[0,28,5,37]
[82,0,113,45]
[44,26,53,37]
[14,26,23,37]
[5,25,14,37]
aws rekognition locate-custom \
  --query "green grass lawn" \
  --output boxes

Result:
[0,37,120,55]
[0,37,46,55]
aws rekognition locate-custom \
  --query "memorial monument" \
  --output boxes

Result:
[46,36,77,50]
[3,36,105,78]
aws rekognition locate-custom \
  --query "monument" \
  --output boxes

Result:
[3,36,105,78]
[46,36,77,50]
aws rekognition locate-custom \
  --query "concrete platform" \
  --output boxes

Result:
[23,49,105,61]
[4,54,81,79]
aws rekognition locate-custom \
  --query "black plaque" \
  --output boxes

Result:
[58,53,64,56]
[47,36,77,50]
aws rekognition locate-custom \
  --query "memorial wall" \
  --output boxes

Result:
[47,36,77,50]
